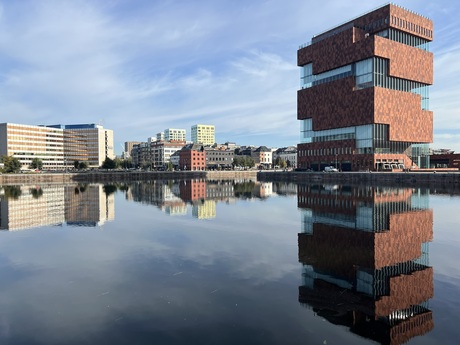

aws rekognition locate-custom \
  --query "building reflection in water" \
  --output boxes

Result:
[0,180,297,230]
[0,184,114,230]
[125,179,296,220]
[297,185,434,345]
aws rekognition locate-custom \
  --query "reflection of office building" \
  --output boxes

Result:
[298,185,433,344]
[64,185,115,226]
[0,185,65,230]
[297,4,433,171]
[0,184,114,230]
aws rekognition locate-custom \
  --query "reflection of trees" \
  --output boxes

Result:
[103,184,117,196]
[74,184,88,194]
[3,185,22,199]
[233,181,255,199]
[29,187,43,199]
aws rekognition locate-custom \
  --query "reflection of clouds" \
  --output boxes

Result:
[0,194,302,342]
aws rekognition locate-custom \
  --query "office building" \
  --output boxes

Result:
[191,124,215,146]
[0,123,64,170]
[297,4,433,171]
[0,123,114,170]
[49,124,114,167]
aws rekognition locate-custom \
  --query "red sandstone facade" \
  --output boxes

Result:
[297,4,433,171]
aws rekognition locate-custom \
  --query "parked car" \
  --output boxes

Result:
[324,166,339,172]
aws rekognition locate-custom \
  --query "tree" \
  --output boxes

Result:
[3,185,22,199]
[78,161,89,170]
[2,155,21,173]
[73,160,80,169]
[166,161,174,171]
[29,187,43,199]
[101,157,116,169]
[232,156,255,169]
[120,158,132,169]
[113,157,123,169]
[29,158,43,170]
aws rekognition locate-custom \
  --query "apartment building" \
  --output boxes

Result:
[164,128,186,142]
[297,4,433,171]
[151,140,186,168]
[191,124,215,146]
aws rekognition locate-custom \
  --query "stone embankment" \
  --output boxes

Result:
[257,171,460,189]
[0,170,258,185]
[3,170,459,189]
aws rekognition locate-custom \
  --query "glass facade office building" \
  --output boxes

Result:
[297,4,433,171]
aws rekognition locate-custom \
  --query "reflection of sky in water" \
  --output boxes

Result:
[0,186,459,344]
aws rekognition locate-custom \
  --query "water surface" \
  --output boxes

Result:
[0,180,459,344]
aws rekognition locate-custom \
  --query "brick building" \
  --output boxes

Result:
[297,185,434,343]
[297,4,433,171]
[179,143,206,171]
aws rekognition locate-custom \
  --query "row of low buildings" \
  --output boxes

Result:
[125,124,298,171]
[128,137,298,171]
[0,123,114,170]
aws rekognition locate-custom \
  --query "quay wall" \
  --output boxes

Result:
[0,170,257,185]
[257,171,460,189]
[2,170,459,189]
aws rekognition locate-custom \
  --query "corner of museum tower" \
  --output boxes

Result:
[297,3,433,171]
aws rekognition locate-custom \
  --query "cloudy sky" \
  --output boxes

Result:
[0,0,458,154]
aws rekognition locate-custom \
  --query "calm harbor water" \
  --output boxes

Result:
[0,180,459,345]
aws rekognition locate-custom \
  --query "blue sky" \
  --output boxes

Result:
[0,0,459,154]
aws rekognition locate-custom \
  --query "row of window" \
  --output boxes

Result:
[298,147,354,157]
[390,15,432,38]
[301,55,430,110]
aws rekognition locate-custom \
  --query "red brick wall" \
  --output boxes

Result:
[375,268,434,317]
[374,210,433,268]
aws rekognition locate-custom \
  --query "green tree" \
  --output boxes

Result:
[101,157,116,169]
[243,156,255,168]
[120,158,132,169]
[113,157,123,169]
[2,155,21,173]
[78,161,89,170]
[3,185,22,199]
[166,161,174,171]
[29,158,43,170]
[103,184,117,196]
[29,187,43,199]
[73,160,80,169]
